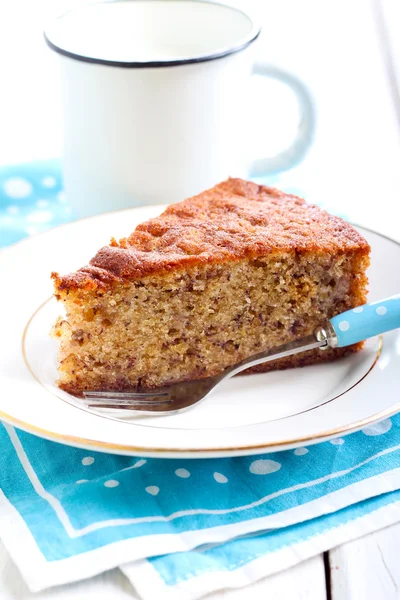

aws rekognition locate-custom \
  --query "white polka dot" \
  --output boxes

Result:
[3,177,32,198]
[6,205,19,216]
[362,419,392,436]
[213,472,228,484]
[42,176,57,188]
[175,468,190,478]
[294,447,309,456]
[57,191,67,203]
[27,210,53,224]
[76,479,88,484]
[330,438,345,445]
[249,459,281,475]
[338,321,350,332]
[81,456,94,466]
[376,306,387,316]
[36,199,49,209]
[145,486,160,496]
[353,306,364,313]
[104,479,119,488]
[132,459,146,468]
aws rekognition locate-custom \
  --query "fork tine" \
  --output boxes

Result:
[87,403,171,410]
[83,390,169,399]
[82,397,172,407]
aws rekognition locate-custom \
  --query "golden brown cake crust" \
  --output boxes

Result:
[52,178,370,292]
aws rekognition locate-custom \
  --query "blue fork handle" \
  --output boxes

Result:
[329,294,400,347]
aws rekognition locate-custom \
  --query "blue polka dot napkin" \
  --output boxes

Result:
[1,418,400,597]
[1,160,400,598]
[0,160,71,247]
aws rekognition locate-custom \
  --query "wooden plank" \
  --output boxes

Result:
[0,542,137,600]
[218,556,327,600]
[370,0,400,134]
[329,523,400,600]
[374,0,400,92]
[0,537,326,600]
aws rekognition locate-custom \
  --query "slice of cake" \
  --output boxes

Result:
[52,178,370,396]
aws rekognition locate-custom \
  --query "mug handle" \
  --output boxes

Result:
[249,63,316,177]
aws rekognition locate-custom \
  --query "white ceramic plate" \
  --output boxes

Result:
[1,206,399,458]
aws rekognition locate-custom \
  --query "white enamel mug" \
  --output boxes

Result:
[45,0,316,218]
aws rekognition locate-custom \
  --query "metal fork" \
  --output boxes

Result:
[82,329,330,415]
[81,294,400,415]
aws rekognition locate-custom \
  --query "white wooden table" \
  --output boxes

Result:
[1,0,400,597]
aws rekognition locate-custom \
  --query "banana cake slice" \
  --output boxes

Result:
[52,178,370,396]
